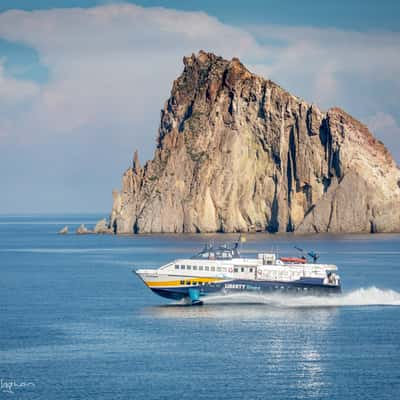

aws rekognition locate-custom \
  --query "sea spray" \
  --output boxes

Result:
[203,287,400,307]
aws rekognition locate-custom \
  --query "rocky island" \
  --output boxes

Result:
[109,51,400,234]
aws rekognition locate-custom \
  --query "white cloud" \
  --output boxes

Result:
[0,4,263,145]
[368,112,400,133]
[0,60,39,106]
[367,112,400,160]
[0,5,399,151]
[0,60,40,139]
[249,26,400,112]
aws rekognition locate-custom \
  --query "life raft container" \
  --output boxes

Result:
[279,257,307,264]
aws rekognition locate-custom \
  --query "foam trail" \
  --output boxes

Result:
[203,287,400,308]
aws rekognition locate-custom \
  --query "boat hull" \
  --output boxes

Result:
[147,278,341,301]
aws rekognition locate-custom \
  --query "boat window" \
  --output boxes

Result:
[217,267,221,272]
[205,266,209,271]
[199,266,203,271]
[175,265,179,269]
[181,265,185,269]
[180,280,184,284]
[193,265,197,270]
[186,281,191,285]
[192,281,197,285]
[234,267,238,273]
[249,268,253,273]
[187,265,191,270]
[211,266,215,272]
[222,267,227,272]
[241,267,244,272]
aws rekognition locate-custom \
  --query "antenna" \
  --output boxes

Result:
[294,246,305,258]
[294,246,320,263]
[307,250,319,263]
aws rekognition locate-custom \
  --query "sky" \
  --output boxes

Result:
[0,1,399,214]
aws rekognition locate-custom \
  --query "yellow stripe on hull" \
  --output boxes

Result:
[146,277,224,288]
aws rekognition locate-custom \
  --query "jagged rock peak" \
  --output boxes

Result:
[109,51,400,234]
[132,150,141,174]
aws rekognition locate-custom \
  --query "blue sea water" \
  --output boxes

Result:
[1,215,400,400]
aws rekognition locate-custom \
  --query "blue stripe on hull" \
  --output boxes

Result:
[150,279,341,300]
[229,279,341,295]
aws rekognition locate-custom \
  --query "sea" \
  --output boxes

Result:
[1,214,400,400]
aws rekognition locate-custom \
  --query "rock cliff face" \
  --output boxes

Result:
[110,51,400,234]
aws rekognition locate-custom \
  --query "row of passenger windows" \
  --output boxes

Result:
[179,280,208,286]
[175,264,219,271]
[174,265,254,273]
[234,267,254,273]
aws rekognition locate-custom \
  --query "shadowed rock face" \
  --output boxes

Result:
[110,51,400,234]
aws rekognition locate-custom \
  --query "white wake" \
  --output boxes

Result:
[203,287,400,308]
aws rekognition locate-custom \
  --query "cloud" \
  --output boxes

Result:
[0,5,399,149]
[249,26,400,115]
[368,112,400,133]
[0,3,399,212]
[0,60,39,105]
[0,4,263,146]
[367,112,400,160]
[0,60,40,139]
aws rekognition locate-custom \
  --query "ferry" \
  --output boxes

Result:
[135,240,341,305]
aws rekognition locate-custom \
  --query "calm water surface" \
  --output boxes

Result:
[1,215,400,399]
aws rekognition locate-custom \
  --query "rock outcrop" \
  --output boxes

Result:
[110,51,400,234]
[58,226,68,235]
[76,224,92,235]
[93,218,113,234]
